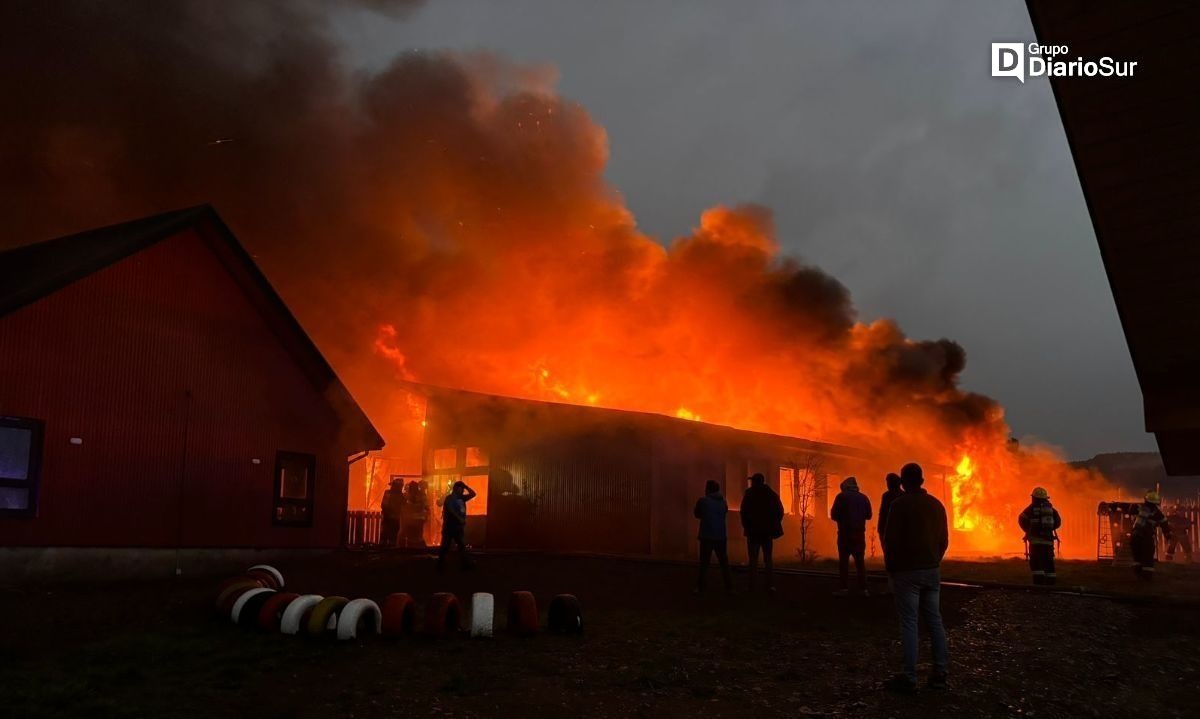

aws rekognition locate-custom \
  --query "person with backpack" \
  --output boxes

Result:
[1018,487,1062,585]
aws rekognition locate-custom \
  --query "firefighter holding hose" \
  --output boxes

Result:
[1131,491,1172,580]
[1018,487,1061,585]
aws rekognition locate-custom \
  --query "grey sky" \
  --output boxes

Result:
[335,0,1151,460]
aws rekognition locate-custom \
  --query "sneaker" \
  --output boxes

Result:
[926,674,948,691]
[883,675,917,694]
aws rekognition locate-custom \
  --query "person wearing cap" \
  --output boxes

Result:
[740,472,785,593]
[830,476,873,596]
[882,462,949,693]
[1018,487,1061,585]
[1131,491,1172,580]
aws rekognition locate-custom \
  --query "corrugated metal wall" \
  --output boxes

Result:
[0,228,357,548]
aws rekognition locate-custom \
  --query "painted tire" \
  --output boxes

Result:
[280,594,325,635]
[506,591,538,637]
[470,592,495,638]
[245,569,280,590]
[336,599,382,641]
[257,592,301,631]
[380,593,416,638]
[216,578,265,614]
[230,588,274,628]
[305,596,350,636]
[547,594,583,635]
[246,564,285,590]
[424,593,461,638]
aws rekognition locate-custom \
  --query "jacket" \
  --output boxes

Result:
[1132,503,1171,541]
[878,488,903,539]
[883,488,949,572]
[694,492,729,541]
[1018,499,1061,545]
[830,488,873,534]
[739,484,784,539]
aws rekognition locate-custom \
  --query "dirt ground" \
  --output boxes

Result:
[1,553,1196,718]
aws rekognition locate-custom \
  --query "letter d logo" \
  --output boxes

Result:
[991,42,1025,83]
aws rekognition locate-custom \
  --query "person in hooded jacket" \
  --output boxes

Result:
[830,476,873,596]
[740,472,785,593]
[878,472,903,553]
[1018,487,1061,585]
[694,479,733,594]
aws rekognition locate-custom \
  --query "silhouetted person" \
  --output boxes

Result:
[1165,504,1193,563]
[401,480,429,547]
[379,478,404,548]
[1131,491,1171,580]
[740,472,784,593]
[883,463,949,693]
[694,479,733,594]
[437,480,476,572]
[1018,487,1061,585]
[878,472,903,553]
[831,476,872,596]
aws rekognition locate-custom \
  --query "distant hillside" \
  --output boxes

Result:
[1071,452,1200,502]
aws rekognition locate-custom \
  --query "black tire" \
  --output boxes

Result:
[237,590,278,628]
[547,594,582,635]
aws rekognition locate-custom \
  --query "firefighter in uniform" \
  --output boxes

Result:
[1164,503,1193,563]
[1131,491,1172,580]
[1018,487,1061,585]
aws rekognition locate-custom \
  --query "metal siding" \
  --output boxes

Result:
[0,229,352,547]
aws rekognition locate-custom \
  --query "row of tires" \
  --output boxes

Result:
[215,565,583,640]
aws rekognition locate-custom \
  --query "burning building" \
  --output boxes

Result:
[0,207,383,561]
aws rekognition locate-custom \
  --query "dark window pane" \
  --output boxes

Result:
[0,487,30,510]
[0,426,32,481]
[279,461,309,500]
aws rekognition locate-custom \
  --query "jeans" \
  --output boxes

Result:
[891,567,948,683]
[747,537,774,589]
[838,531,866,590]
[437,527,472,570]
[697,539,732,591]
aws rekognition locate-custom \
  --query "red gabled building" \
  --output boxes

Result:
[0,206,383,549]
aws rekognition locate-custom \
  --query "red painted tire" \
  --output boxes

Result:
[547,594,583,635]
[305,596,349,636]
[246,564,285,589]
[424,593,461,638]
[257,592,301,631]
[216,578,264,614]
[381,593,417,638]
[506,591,538,637]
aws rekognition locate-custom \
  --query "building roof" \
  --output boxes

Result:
[406,381,892,466]
[1027,1,1200,474]
[0,205,384,452]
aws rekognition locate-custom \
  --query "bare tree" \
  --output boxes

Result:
[788,452,825,564]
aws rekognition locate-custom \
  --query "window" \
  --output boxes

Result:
[465,446,488,468]
[0,417,42,517]
[273,451,315,526]
[432,447,457,470]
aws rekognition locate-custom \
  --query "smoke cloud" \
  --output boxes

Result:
[1,1,1110,555]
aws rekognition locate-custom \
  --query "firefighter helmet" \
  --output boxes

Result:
[1031,487,1049,500]
[1145,491,1162,505]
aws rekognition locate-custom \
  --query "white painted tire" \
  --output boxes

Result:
[247,564,285,589]
[336,599,382,641]
[231,588,275,623]
[280,594,324,635]
[470,592,495,638]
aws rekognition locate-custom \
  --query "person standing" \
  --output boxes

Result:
[694,479,733,594]
[437,480,477,572]
[878,472,903,553]
[1164,504,1193,563]
[740,472,784,593]
[1131,491,1171,580]
[883,463,949,693]
[401,480,429,547]
[831,477,873,596]
[379,478,404,548]
[1018,487,1061,585]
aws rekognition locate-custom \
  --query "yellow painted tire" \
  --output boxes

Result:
[305,596,349,636]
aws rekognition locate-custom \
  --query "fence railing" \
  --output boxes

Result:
[346,510,382,548]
